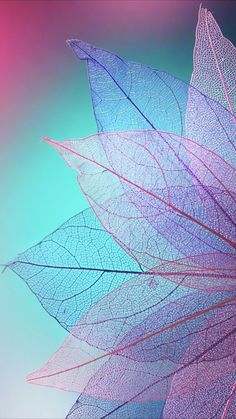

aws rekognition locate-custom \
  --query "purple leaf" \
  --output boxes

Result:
[44,130,236,291]
[66,395,164,419]
[26,289,236,410]
[8,8,236,419]
[50,273,233,359]
[68,38,236,166]
[163,373,236,419]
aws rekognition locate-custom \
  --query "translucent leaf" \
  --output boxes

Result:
[9,11,236,419]
[27,286,236,411]
[44,130,236,291]
[66,395,164,419]
[68,39,187,135]
[191,5,236,116]
[186,6,236,165]
[67,374,236,418]
[8,208,142,331]
[68,39,236,166]
[163,374,236,419]
[53,274,233,356]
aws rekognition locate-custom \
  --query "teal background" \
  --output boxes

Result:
[1,1,235,418]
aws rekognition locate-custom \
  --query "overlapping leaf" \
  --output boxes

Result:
[164,371,236,419]
[68,37,236,167]
[27,280,236,415]
[9,6,236,419]
[66,395,164,419]
[8,208,142,331]
[44,130,236,292]
[9,8,236,324]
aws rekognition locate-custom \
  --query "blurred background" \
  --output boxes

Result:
[1,1,235,417]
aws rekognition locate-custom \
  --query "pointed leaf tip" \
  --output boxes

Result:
[42,137,62,153]
[192,2,236,116]
[66,39,78,48]
[42,137,56,146]
[67,39,99,61]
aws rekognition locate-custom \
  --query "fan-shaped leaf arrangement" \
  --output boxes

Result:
[9,6,236,419]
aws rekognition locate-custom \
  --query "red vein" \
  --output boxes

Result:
[44,138,236,250]
[28,294,236,382]
[221,381,236,419]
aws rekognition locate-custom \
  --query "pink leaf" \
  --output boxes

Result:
[27,291,236,407]
[191,5,236,117]
[43,130,236,291]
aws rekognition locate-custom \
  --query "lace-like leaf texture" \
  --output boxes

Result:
[43,129,236,291]
[28,286,236,418]
[191,6,236,116]
[8,209,143,331]
[9,6,236,327]
[9,5,236,419]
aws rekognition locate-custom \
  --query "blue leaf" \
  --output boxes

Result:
[8,208,142,331]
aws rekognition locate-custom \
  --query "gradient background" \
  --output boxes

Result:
[1,1,236,418]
